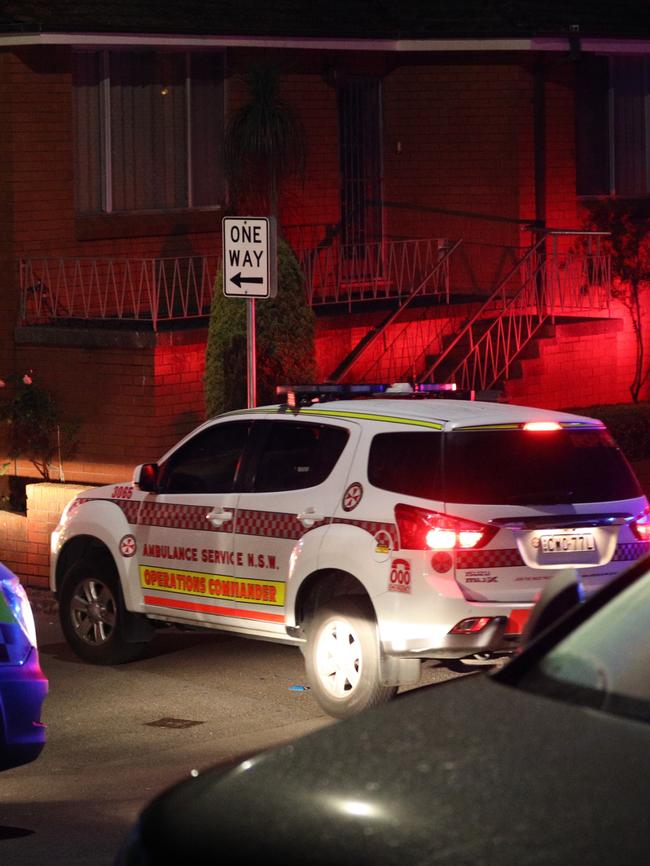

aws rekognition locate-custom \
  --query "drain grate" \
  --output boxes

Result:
[145,717,205,729]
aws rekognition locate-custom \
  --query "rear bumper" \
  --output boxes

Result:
[381,603,533,660]
[0,649,48,770]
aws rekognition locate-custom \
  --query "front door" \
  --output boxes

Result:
[134,419,252,628]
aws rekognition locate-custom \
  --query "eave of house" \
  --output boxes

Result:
[2,32,650,54]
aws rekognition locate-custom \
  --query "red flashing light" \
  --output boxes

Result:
[523,421,562,432]
[395,504,497,551]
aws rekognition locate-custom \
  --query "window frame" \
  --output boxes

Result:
[576,53,650,199]
[242,419,351,494]
[156,420,254,495]
[73,48,225,215]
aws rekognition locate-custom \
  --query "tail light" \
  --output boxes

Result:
[395,504,497,551]
[631,506,650,541]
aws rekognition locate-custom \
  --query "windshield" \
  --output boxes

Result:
[515,569,650,724]
[443,428,642,504]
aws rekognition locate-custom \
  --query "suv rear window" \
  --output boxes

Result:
[443,428,642,504]
[368,427,642,504]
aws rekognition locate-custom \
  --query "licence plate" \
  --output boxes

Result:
[540,532,595,553]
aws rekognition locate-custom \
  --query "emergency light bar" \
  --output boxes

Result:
[275,383,502,407]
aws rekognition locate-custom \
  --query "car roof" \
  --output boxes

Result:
[249,399,602,431]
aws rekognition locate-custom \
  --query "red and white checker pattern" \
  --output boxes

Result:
[456,548,525,570]
[113,499,397,546]
[235,509,326,540]
[138,501,234,533]
[612,541,650,561]
[114,499,140,524]
[332,518,399,549]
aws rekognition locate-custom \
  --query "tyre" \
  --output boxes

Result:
[305,597,397,720]
[59,559,147,665]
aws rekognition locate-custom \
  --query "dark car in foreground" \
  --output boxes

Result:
[117,557,650,865]
[0,562,48,770]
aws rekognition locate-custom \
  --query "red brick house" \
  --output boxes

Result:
[1,1,650,486]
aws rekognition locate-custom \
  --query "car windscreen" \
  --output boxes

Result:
[442,427,642,504]
[514,568,650,724]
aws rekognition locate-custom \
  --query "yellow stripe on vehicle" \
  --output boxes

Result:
[296,408,444,429]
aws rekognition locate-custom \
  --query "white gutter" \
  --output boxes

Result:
[1,32,650,53]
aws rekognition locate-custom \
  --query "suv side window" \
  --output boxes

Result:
[368,431,442,499]
[157,421,252,494]
[253,422,349,492]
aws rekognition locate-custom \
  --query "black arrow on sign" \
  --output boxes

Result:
[230,272,264,288]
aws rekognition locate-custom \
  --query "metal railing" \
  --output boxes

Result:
[19,235,451,327]
[333,239,462,382]
[19,256,221,331]
[420,231,611,391]
[290,232,453,307]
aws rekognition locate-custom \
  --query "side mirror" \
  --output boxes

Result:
[133,463,159,492]
[521,569,584,647]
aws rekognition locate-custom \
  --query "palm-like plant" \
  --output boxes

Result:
[224,66,306,217]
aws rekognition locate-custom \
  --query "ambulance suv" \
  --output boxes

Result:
[50,385,650,719]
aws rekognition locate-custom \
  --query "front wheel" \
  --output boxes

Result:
[59,559,147,665]
[305,597,397,720]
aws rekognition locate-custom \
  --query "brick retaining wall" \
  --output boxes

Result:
[0,482,90,588]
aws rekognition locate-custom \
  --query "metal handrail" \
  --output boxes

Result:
[419,239,546,385]
[444,261,548,391]
[334,239,463,383]
[419,230,611,390]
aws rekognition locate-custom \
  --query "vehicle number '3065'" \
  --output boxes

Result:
[112,485,133,499]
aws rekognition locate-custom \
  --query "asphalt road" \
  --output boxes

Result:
[0,596,471,866]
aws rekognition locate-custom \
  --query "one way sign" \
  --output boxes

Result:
[222,216,277,299]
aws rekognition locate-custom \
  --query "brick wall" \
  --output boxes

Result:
[0,508,27,582]
[504,303,647,410]
[154,337,207,452]
[383,62,529,244]
[280,73,340,230]
[6,329,209,487]
[0,482,89,588]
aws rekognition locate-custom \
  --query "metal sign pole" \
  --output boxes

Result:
[247,297,256,408]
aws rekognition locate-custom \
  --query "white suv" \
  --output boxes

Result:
[50,386,650,718]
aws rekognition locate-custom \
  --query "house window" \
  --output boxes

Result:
[576,54,650,197]
[73,50,225,214]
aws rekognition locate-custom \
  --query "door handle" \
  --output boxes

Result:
[298,507,324,528]
[206,508,233,528]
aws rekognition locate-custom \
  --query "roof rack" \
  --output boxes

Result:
[275,383,502,408]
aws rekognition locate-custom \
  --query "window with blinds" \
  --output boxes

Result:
[73,50,225,214]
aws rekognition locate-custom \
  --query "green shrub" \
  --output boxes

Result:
[565,402,650,461]
[204,239,316,417]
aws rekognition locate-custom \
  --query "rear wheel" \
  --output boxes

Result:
[59,559,148,665]
[305,597,397,719]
